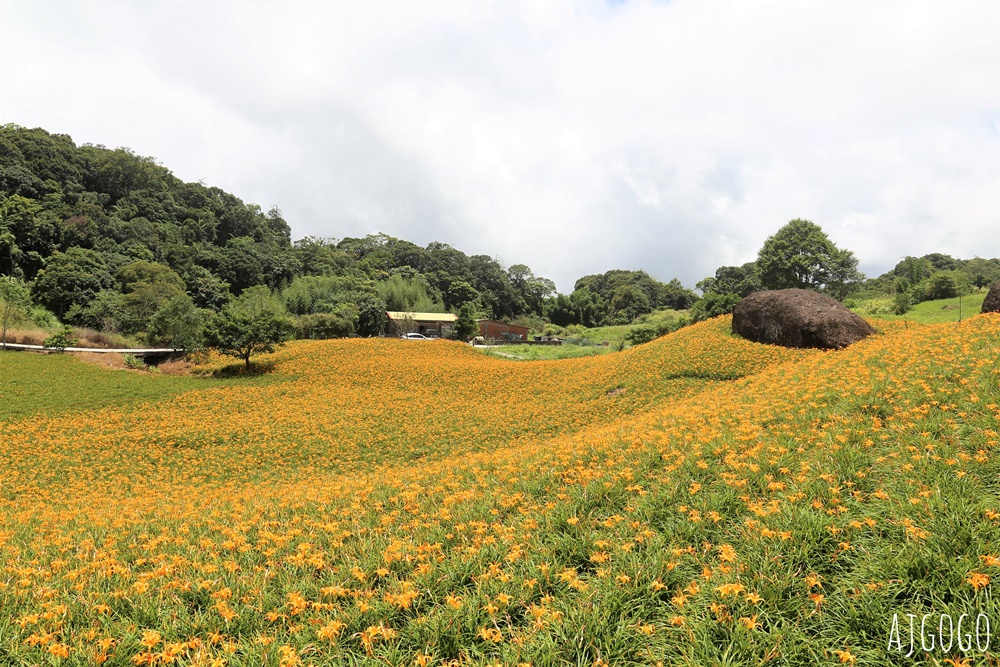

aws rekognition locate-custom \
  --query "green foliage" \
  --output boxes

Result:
[292,312,354,340]
[183,265,231,310]
[283,275,367,316]
[204,287,292,368]
[689,291,741,322]
[858,292,986,324]
[756,219,863,298]
[559,270,695,327]
[0,275,31,347]
[893,290,911,315]
[354,294,387,337]
[375,273,443,312]
[854,254,998,307]
[123,354,147,370]
[445,280,480,310]
[147,294,206,349]
[29,305,58,329]
[609,284,651,324]
[43,324,78,351]
[923,270,969,301]
[847,295,897,316]
[114,260,186,333]
[31,247,115,316]
[623,315,690,346]
[696,262,761,299]
[453,303,478,341]
[65,289,127,332]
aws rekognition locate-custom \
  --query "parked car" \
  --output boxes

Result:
[402,333,429,340]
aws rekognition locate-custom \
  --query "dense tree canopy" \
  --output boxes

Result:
[0,124,577,342]
[20,124,982,345]
[756,219,863,299]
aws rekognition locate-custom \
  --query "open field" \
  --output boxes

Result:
[1,315,999,665]
[0,352,247,422]
[479,342,615,362]
[879,292,988,325]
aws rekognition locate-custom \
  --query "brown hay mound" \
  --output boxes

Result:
[732,289,876,350]
[983,283,1000,314]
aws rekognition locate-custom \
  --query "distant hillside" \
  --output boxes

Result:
[0,124,695,341]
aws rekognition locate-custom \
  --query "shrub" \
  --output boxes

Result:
[293,312,354,340]
[43,325,78,352]
[624,326,658,346]
[123,354,147,370]
[690,292,741,322]
[624,316,691,347]
[893,291,911,315]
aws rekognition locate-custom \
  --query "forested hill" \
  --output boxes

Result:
[0,124,696,341]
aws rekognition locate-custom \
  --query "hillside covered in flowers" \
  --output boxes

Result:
[1,314,999,665]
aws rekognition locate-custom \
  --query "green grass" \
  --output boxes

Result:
[485,310,691,360]
[563,309,689,346]
[481,341,617,361]
[0,351,242,422]
[870,292,986,324]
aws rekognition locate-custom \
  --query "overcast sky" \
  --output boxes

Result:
[2,0,999,292]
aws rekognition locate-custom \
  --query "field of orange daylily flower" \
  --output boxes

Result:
[1,314,999,666]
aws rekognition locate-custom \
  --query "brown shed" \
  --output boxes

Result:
[477,319,529,342]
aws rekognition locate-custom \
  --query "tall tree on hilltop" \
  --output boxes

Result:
[756,219,863,299]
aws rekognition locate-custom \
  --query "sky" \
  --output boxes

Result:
[2,0,999,293]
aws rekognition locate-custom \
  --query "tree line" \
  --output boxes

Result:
[2,125,997,356]
[0,125,698,350]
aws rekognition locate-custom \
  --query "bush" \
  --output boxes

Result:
[624,316,691,347]
[849,296,896,316]
[30,306,59,330]
[293,312,354,340]
[43,325,78,351]
[921,271,969,301]
[123,354,147,370]
[690,292,741,322]
[893,291,911,315]
[624,326,658,346]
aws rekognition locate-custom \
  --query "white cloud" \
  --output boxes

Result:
[2,0,998,291]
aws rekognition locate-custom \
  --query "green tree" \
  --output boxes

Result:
[117,260,186,333]
[0,276,31,348]
[66,289,127,332]
[148,294,206,349]
[376,273,444,312]
[445,280,480,311]
[31,247,115,316]
[923,271,967,300]
[204,287,291,368]
[453,303,478,341]
[756,219,863,299]
[354,295,387,337]
[609,284,651,324]
[184,266,231,310]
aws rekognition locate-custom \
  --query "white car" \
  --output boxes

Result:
[402,333,429,340]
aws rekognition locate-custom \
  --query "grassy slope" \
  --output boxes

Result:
[1,315,999,665]
[480,343,616,361]
[874,292,987,324]
[0,352,245,422]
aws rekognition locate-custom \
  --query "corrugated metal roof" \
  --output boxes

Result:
[386,311,459,322]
